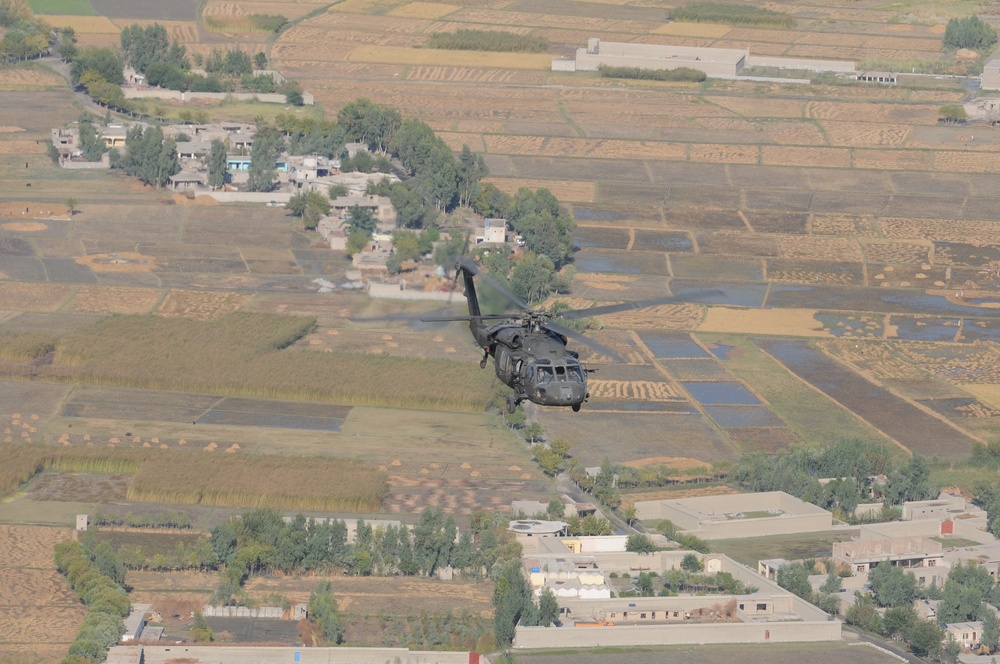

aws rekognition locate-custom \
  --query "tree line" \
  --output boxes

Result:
[0,0,50,64]
[600,65,706,83]
[731,438,935,518]
[54,538,130,664]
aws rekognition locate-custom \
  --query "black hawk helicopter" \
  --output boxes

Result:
[411,259,722,414]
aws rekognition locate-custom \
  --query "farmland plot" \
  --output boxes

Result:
[0,525,84,662]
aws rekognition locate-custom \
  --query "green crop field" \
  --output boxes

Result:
[27,0,96,15]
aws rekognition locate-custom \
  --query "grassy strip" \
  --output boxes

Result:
[600,65,705,82]
[696,333,896,448]
[0,332,57,360]
[668,2,795,28]
[425,29,548,53]
[53,312,493,410]
[1,444,388,511]
[204,14,287,34]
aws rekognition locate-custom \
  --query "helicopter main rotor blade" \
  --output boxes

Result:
[474,267,531,312]
[557,288,725,320]
[419,314,515,322]
[543,319,624,363]
[349,304,465,323]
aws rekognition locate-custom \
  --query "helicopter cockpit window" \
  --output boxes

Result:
[564,360,585,382]
[537,366,554,383]
[555,366,567,381]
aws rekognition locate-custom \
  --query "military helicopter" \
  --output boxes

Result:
[411,259,721,414]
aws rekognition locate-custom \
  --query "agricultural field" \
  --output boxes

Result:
[1,0,1000,629]
[0,525,85,663]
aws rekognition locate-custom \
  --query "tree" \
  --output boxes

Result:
[66,197,78,216]
[536,587,559,627]
[776,562,812,600]
[880,604,917,641]
[287,191,330,219]
[328,183,349,198]
[908,618,944,657]
[309,580,343,644]
[286,89,304,106]
[432,231,467,270]
[493,559,532,647]
[191,609,213,642]
[820,572,842,594]
[208,139,227,189]
[254,51,268,69]
[845,601,882,633]
[77,119,106,162]
[626,534,659,554]
[346,205,377,236]
[983,607,1000,653]
[532,444,562,476]
[391,229,421,261]
[681,553,702,573]
[622,504,638,526]
[939,104,967,124]
[456,144,488,208]
[247,125,283,192]
[944,15,997,51]
[510,252,555,304]
[345,228,370,256]
[869,563,917,608]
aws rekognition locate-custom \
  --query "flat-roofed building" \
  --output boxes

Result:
[635,491,833,540]
[571,38,748,77]
[833,536,944,575]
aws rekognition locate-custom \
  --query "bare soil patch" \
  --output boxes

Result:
[0,202,69,220]
[75,251,156,272]
[1,221,48,232]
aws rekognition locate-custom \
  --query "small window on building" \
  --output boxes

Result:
[739,604,744,610]
[640,613,647,619]
[919,577,926,584]
[757,603,767,612]
[928,560,936,566]
[857,565,865,573]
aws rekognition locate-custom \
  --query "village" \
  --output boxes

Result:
[49,117,521,297]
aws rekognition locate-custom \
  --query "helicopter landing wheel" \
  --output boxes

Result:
[505,396,518,414]
[572,403,581,412]
[480,358,488,369]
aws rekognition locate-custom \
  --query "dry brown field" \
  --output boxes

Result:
[4,0,1000,534]
[203,1,330,21]
[155,290,254,318]
[0,525,84,662]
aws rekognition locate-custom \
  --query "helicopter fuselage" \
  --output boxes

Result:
[451,259,591,412]
[482,324,588,409]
